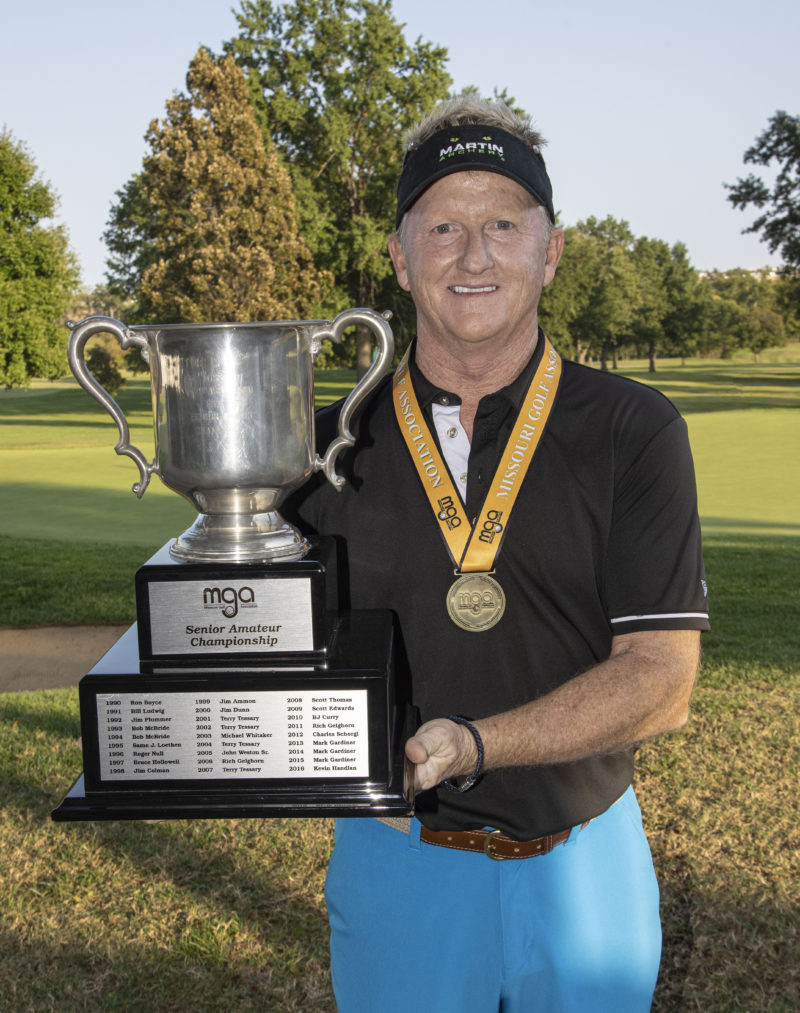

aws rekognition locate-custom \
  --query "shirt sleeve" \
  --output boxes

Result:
[605,416,710,634]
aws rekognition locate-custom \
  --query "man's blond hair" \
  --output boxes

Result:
[403,96,547,157]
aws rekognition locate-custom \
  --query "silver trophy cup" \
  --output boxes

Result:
[67,309,394,563]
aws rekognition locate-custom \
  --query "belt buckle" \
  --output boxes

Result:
[483,828,506,861]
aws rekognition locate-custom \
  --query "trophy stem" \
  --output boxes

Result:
[169,511,309,563]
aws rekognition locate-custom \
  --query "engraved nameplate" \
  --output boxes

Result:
[95,689,369,781]
[146,577,314,655]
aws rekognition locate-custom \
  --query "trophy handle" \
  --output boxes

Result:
[66,315,154,498]
[314,308,395,490]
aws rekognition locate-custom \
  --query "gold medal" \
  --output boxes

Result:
[446,573,506,632]
[393,336,562,633]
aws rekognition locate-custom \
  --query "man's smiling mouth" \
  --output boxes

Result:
[448,285,498,294]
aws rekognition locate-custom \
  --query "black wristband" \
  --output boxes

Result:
[443,715,484,793]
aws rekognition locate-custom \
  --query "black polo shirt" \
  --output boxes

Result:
[285,335,709,839]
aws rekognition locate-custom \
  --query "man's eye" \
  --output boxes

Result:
[495,220,513,230]
[434,223,452,234]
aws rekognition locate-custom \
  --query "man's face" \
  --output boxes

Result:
[388,171,563,353]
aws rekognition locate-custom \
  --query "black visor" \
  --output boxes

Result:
[396,124,555,228]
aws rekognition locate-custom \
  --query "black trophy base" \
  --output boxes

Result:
[134,537,338,670]
[53,766,413,821]
[52,612,415,823]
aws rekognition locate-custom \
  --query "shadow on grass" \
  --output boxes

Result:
[1,691,335,1010]
[657,390,798,414]
[0,381,152,413]
[649,851,800,1012]
[647,370,799,387]
[0,693,80,741]
[0,416,151,432]
[614,362,799,384]
[700,536,800,685]
[0,374,357,427]
[0,486,194,552]
[0,923,335,1012]
[609,363,800,414]
[702,516,800,534]
[0,536,152,626]
[651,848,694,1012]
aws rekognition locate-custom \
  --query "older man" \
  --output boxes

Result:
[288,97,709,1012]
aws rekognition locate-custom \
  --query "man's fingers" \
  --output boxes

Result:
[404,734,431,764]
[404,719,476,791]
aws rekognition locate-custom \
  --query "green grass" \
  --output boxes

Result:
[688,411,799,537]
[1,353,799,1009]
[638,676,800,1011]
[0,373,357,549]
[699,536,799,687]
[0,536,147,627]
[312,368,357,408]
[0,376,156,448]
[593,359,800,538]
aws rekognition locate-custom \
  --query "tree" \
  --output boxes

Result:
[226,0,452,371]
[539,226,601,361]
[68,283,134,323]
[630,239,707,371]
[0,130,80,387]
[540,219,642,366]
[104,49,328,324]
[630,237,670,372]
[702,268,787,360]
[574,216,640,369]
[68,284,147,376]
[773,271,800,341]
[725,110,800,269]
[541,218,710,370]
[702,293,746,359]
[86,342,126,396]
[659,243,708,366]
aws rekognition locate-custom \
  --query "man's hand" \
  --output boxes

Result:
[403,630,701,792]
[405,718,478,792]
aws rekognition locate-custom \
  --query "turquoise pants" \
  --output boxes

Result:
[324,786,661,1012]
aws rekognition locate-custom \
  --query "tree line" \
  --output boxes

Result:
[2,0,798,387]
[539,218,798,369]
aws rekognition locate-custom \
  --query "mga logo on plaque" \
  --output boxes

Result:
[202,585,256,619]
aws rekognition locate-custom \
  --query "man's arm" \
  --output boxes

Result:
[405,628,700,792]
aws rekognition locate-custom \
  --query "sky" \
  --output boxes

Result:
[2,0,798,289]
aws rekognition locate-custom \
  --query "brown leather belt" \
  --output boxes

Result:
[419,824,587,860]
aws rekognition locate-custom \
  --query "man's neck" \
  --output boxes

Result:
[415,328,539,440]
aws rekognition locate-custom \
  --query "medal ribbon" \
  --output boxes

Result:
[393,336,562,573]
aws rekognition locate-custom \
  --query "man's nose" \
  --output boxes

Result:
[458,228,494,272]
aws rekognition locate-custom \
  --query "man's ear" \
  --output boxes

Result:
[388,232,411,292]
[542,228,565,289]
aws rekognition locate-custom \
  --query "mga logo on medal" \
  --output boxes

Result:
[437,495,462,530]
[477,509,504,545]
[446,573,506,632]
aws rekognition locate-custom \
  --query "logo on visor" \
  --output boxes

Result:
[439,136,505,162]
